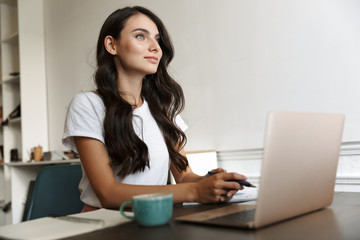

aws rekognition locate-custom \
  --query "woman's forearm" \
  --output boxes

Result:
[98,181,198,208]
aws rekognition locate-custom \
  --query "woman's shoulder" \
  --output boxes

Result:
[66,91,105,122]
[70,91,104,107]
[72,91,101,102]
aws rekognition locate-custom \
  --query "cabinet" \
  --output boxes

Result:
[0,0,48,225]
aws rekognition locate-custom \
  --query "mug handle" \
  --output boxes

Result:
[120,200,135,220]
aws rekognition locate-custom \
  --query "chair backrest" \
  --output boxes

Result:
[24,164,84,221]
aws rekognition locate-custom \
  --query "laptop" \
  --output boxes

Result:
[176,111,345,229]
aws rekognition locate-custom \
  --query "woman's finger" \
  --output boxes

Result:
[226,189,239,197]
[221,172,247,181]
[210,168,227,173]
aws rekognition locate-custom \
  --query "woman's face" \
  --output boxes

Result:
[112,13,163,77]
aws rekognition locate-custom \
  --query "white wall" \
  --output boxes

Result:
[44,0,360,152]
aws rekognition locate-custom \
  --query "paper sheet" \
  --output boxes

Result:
[0,209,133,240]
[230,188,258,202]
[183,188,258,206]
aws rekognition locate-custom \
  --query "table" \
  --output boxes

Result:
[63,192,360,240]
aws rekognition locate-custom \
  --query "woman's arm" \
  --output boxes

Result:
[170,149,226,183]
[75,136,246,208]
[170,149,242,200]
[75,136,199,208]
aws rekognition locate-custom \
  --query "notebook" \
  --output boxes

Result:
[176,111,345,229]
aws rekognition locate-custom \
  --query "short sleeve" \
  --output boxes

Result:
[175,115,188,132]
[62,92,105,153]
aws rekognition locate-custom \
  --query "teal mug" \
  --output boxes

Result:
[120,193,173,226]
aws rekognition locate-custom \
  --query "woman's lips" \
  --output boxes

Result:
[144,56,159,64]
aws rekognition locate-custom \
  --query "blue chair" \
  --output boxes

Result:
[23,164,84,221]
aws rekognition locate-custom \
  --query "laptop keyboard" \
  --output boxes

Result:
[207,208,255,224]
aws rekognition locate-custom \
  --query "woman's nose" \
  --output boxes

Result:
[149,39,160,52]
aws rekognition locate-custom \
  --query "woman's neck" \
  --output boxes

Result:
[117,72,144,109]
[121,94,143,109]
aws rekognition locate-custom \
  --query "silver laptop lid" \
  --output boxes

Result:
[254,112,345,228]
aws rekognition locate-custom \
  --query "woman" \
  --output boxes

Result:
[63,6,246,212]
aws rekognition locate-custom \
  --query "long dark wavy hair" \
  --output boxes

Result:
[95,6,188,179]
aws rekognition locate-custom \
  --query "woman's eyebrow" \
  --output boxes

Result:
[132,28,160,37]
[132,28,149,33]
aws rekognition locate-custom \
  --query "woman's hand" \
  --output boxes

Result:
[206,168,227,175]
[193,172,247,203]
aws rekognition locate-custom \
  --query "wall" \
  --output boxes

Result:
[44,0,360,152]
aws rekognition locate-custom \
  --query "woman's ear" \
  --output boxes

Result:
[104,35,117,55]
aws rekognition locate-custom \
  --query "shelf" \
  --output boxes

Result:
[1,0,49,225]
[0,0,17,6]
[8,117,20,124]
[1,31,18,45]
[6,159,80,167]
[0,0,18,46]
[1,75,19,84]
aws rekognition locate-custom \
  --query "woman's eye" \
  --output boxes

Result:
[136,34,145,40]
[156,38,160,43]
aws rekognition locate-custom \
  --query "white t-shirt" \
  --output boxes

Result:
[62,92,187,208]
